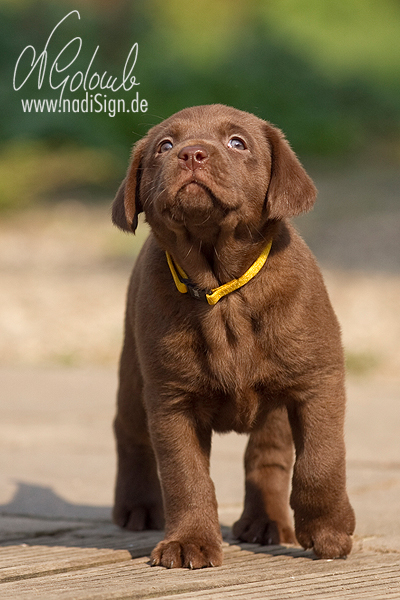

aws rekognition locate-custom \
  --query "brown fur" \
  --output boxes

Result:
[111,104,355,568]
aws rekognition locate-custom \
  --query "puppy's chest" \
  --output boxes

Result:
[198,308,272,431]
[160,305,280,432]
[166,304,270,392]
[201,308,262,385]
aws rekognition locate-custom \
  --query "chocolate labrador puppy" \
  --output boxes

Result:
[111,104,355,569]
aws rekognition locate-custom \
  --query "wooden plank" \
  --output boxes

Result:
[0,546,132,583]
[0,540,398,600]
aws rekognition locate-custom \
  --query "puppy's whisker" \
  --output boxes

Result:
[183,245,194,260]
[196,213,212,227]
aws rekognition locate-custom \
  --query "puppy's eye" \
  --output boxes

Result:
[228,137,247,151]
[158,140,173,154]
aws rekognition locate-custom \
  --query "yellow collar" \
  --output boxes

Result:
[165,239,272,306]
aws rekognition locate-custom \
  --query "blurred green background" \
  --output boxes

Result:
[1,0,400,210]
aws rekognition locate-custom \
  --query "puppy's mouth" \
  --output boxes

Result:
[156,169,240,237]
[178,178,218,202]
[158,178,225,235]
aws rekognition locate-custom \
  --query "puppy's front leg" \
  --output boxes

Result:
[145,388,223,569]
[288,376,355,559]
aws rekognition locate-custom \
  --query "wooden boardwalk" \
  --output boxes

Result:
[1,519,399,599]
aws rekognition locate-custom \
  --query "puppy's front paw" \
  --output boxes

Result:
[233,515,296,545]
[292,486,356,558]
[296,522,353,559]
[150,538,223,569]
[295,504,355,559]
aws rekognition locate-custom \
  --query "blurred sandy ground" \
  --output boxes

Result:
[0,169,399,379]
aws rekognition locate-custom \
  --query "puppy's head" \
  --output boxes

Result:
[112,105,316,241]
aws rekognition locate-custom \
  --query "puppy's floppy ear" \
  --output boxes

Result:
[265,124,317,219]
[112,137,147,233]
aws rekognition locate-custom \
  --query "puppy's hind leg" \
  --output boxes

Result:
[113,318,164,531]
[233,406,296,545]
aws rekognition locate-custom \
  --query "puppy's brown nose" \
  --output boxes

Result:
[178,145,209,171]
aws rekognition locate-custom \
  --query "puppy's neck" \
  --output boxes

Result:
[160,220,282,291]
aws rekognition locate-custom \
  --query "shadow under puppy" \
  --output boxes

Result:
[111,104,355,569]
